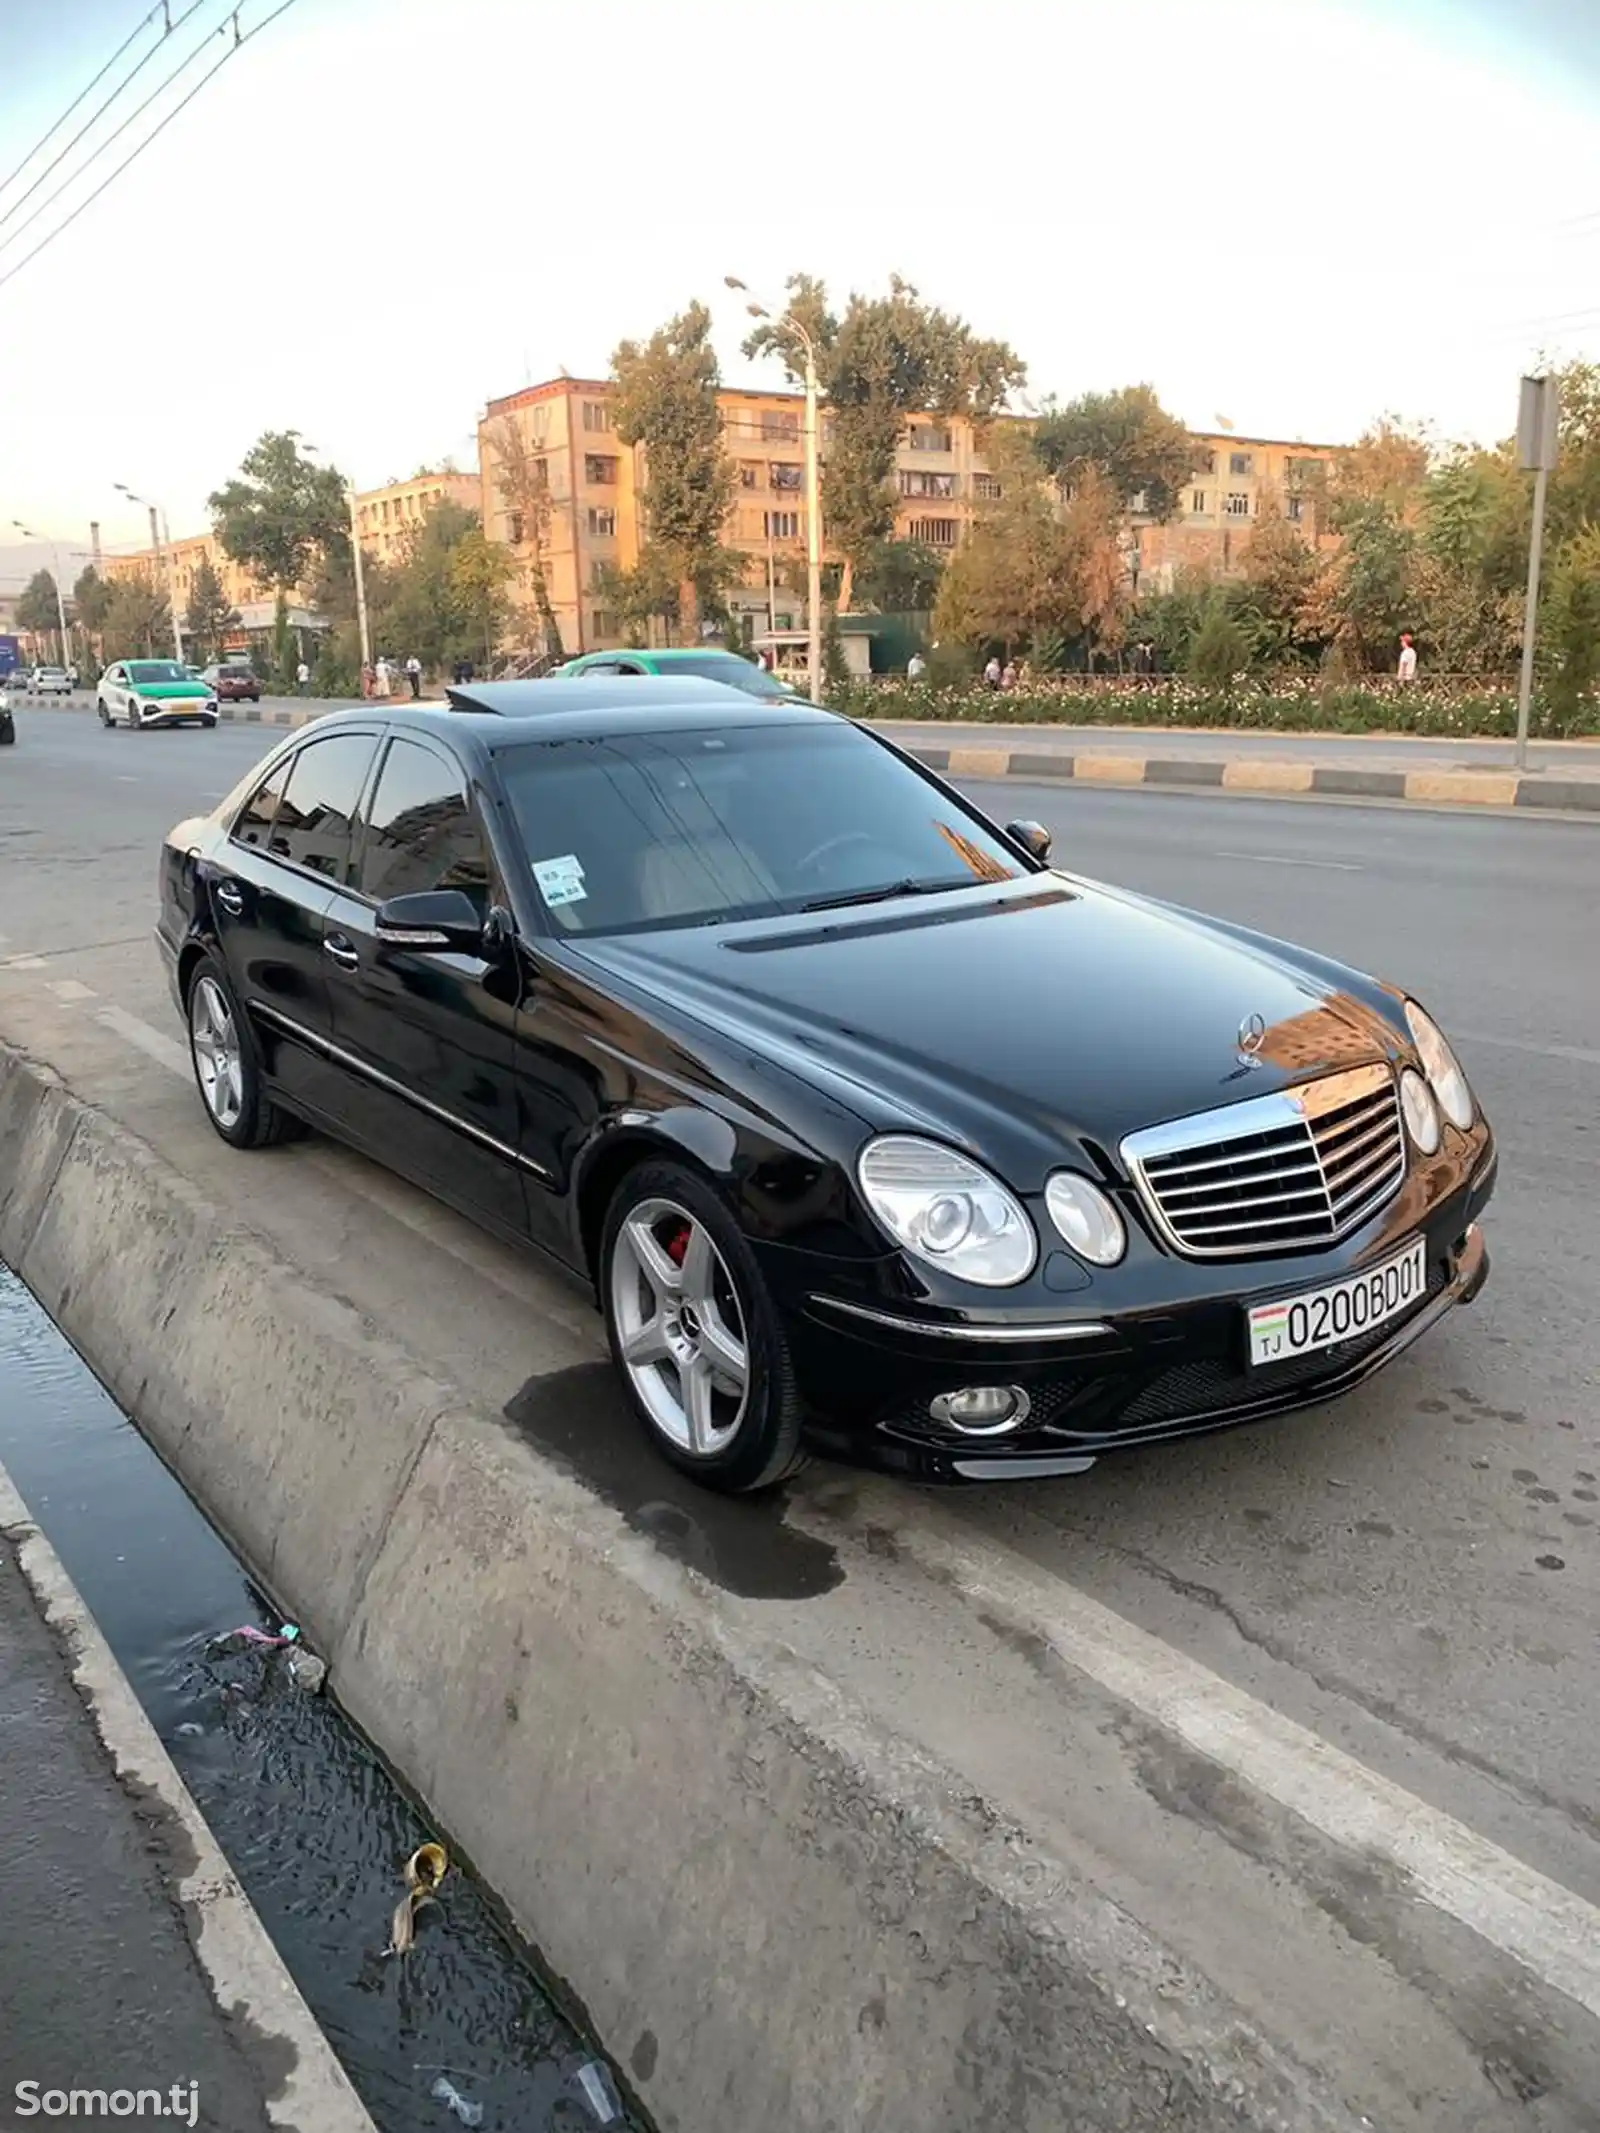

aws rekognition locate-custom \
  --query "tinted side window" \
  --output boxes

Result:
[232,758,292,850]
[357,738,489,910]
[268,734,378,882]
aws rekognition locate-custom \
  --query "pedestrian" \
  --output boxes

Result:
[1001,660,1019,692]
[459,656,474,683]
[66,660,79,690]
[1132,638,1154,683]
[906,649,927,682]
[374,655,392,700]
[295,658,310,698]
[1397,632,1418,683]
[983,654,1002,689]
[405,652,422,700]
[360,661,375,701]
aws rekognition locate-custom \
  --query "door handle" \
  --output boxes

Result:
[323,934,360,971]
[213,880,244,916]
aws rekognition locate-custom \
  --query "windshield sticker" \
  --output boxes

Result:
[534,854,587,907]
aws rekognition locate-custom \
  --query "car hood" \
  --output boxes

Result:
[569,874,1404,1180]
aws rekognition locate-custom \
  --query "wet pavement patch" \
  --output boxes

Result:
[505,1362,844,1601]
[0,1269,645,2133]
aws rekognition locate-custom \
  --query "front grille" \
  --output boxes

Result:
[1123,1064,1405,1260]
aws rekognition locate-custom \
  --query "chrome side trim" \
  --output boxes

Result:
[809,1294,1112,1343]
[252,1001,551,1181]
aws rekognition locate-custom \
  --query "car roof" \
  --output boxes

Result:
[446,674,819,721]
[294,691,844,757]
[579,646,749,666]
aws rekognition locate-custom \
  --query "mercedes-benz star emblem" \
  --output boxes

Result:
[1237,1012,1268,1062]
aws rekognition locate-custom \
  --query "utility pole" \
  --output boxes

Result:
[347,488,372,669]
[115,484,185,664]
[727,275,825,702]
[11,522,72,665]
[1514,372,1560,773]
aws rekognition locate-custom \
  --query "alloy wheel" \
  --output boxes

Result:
[190,975,244,1131]
[610,1197,750,1455]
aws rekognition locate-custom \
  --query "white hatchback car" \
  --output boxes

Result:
[29,665,72,694]
[97,659,218,729]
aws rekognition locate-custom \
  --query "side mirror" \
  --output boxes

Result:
[375,889,486,955]
[1006,819,1053,864]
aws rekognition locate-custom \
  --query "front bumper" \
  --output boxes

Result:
[780,1135,1497,1482]
[137,699,217,724]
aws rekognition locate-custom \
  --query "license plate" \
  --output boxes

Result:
[1247,1239,1426,1367]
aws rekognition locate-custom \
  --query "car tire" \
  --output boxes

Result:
[600,1158,806,1493]
[125,698,139,731]
[184,955,299,1150]
[0,728,13,747]
[98,699,111,727]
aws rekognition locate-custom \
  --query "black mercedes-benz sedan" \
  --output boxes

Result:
[156,683,1496,1492]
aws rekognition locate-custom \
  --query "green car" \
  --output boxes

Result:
[555,646,804,703]
[97,658,219,730]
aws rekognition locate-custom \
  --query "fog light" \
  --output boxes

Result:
[928,1385,1031,1436]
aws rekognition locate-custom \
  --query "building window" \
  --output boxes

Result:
[972,473,1002,501]
[1129,489,1149,513]
[760,413,800,444]
[591,611,615,638]
[1190,490,1206,515]
[908,517,959,547]
[582,401,613,433]
[1229,451,1255,477]
[898,469,957,499]
[584,455,619,485]
[763,510,801,540]
[739,462,760,488]
[906,424,952,452]
[1224,492,1252,517]
[508,511,525,544]
[1286,494,1305,523]
[587,507,616,537]
[769,462,803,491]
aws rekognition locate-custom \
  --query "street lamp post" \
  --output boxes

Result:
[115,484,185,665]
[302,445,372,673]
[726,276,823,704]
[12,523,72,665]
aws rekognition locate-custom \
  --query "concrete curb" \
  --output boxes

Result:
[0,1457,376,2133]
[0,1039,1368,2133]
[900,739,1600,813]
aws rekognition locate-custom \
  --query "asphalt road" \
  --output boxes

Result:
[5,702,1600,2117]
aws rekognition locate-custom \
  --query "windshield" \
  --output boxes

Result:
[659,655,793,701]
[496,722,1026,936]
[128,661,189,683]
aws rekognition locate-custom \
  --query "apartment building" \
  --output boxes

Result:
[477,377,1004,654]
[353,470,480,569]
[1132,432,1341,591]
[104,532,321,648]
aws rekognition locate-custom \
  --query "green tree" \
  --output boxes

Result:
[1328,418,1432,525]
[744,274,1025,610]
[1187,602,1250,687]
[447,525,515,669]
[592,550,683,645]
[209,430,349,597]
[73,565,111,634]
[1541,523,1600,726]
[375,500,509,672]
[611,300,739,642]
[16,569,60,638]
[184,556,239,662]
[1033,384,1200,519]
[853,537,945,613]
[100,574,171,661]
[1231,509,1326,663]
[488,414,563,659]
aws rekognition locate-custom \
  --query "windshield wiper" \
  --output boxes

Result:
[800,875,975,914]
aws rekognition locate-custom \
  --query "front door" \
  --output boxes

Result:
[323,732,531,1244]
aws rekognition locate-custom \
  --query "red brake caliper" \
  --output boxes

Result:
[665,1224,691,1268]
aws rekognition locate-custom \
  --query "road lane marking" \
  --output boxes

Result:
[1459,1028,1600,1068]
[95,1004,190,1077]
[1212,850,1365,872]
[842,1498,1600,2022]
[47,980,96,1003]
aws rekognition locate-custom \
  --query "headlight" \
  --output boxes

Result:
[1044,1172,1126,1265]
[1399,1069,1441,1154]
[857,1136,1036,1287]
[1404,1002,1473,1130]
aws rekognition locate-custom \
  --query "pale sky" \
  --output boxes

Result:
[2,0,1597,586]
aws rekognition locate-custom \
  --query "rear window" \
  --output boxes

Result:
[657,655,791,700]
[128,661,188,683]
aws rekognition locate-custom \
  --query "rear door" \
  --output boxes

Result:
[205,730,380,1121]
[322,732,529,1241]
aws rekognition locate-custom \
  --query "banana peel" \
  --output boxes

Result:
[388,1841,449,1955]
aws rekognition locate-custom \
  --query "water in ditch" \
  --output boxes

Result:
[0,1265,645,2133]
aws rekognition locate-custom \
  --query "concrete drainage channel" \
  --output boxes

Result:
[0,1266,639,2133]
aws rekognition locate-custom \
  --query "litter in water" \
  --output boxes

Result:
[570,2057,624,2125]
[390,1841,451,1955]
[429,2076,483,2127]
[208,1623,292,1655]
[287,1648,328,1695]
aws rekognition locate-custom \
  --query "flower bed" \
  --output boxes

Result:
[844,675,1600,739]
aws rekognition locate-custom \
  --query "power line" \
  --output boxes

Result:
[0,0,217,240]
[0,1,300,293]
[0,3,238,260]
[0,2,161,205]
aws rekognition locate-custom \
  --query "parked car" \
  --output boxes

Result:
[554,646,805,704]
[98,659,218,729]
[202,664,263,704]
[0,689,14,745]
[28,665,72,695]
[157,686,1495,1493]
